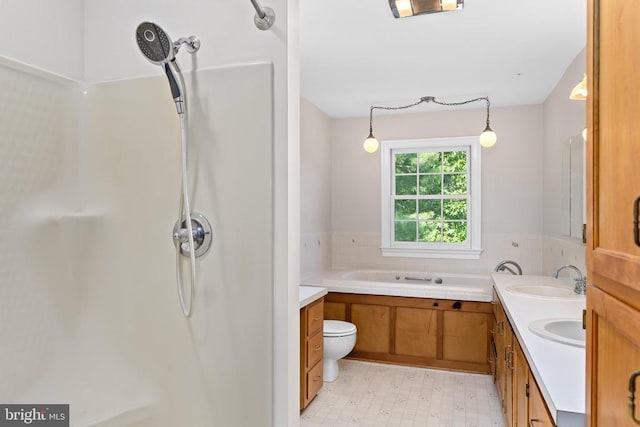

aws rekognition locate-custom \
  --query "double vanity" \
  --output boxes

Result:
[492,274,585,427]
[300,273,586,426]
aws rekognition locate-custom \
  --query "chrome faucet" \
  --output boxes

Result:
[494,260,523,275]
[552,265,586,295]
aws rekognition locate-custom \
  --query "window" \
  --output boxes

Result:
[381,137,482,259]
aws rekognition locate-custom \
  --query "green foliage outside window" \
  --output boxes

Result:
[393,149,468,243]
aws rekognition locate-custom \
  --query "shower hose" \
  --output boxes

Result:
[176,114,197,318]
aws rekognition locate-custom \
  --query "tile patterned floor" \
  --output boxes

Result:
[300,360,505,427]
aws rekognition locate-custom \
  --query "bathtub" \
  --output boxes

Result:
[322,270,493,302]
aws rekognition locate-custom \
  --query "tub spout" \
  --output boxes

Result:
[494,260,523,275]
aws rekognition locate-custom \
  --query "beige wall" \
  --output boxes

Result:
[300,98,332,282]
[543,48,586,239]
[542,48,587,275]
[331,105,544,235]
[0,0,84,79]
[301,98,332,234]
[324,104,544,274]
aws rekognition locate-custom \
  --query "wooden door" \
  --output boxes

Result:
[587,0,640,424]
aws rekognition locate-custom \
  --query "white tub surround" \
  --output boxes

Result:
[322,270,492,302]
[492,274,585,426]
[299,286,327,308]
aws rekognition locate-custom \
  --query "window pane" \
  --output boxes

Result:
[419,175,441,195]
[418,221,442,242]
[443,174,467,195]
[443,199,467,220]
[396,175,417,195]
[395,200,417,220]
[395,153,417,174]
[418,199,442,220]
[443,221,467,243]
[395,221,417,242]
[443,151,467,172]
[418,152,441,173]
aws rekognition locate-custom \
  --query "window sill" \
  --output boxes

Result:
[381,247,483,260]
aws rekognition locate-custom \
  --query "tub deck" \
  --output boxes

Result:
[322,270,493,302]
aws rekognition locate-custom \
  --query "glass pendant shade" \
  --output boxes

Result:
[363,132,380,153]
[569,75,587,100]
[479,126,497,148]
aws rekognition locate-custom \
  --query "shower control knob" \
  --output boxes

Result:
[172,212,212,258]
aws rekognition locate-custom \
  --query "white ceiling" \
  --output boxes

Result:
[300,0,587,118]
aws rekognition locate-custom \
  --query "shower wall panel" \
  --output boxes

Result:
[0,59,90,407]
[82,63,274,426]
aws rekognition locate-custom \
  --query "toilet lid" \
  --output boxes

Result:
[324,320,357,337]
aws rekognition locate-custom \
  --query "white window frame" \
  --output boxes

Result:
[381,136,483,259]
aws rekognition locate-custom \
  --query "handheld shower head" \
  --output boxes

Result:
[136,21,175,64]
[136,21,184,114]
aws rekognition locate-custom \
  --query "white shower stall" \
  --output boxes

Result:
[0,1,299,426]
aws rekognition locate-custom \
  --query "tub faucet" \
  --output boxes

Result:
[552,265,586,295]
[494,260,523,275]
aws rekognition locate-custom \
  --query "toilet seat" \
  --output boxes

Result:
[324,320,357,337]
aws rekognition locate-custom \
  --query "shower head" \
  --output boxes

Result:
[136,22,175,65]
[136,21,184,114]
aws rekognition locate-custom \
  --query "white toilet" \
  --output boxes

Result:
[323,320,357,382]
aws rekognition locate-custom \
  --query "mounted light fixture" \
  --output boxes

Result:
[569,75,587,100]
[389,0,463,18]
[364,96,497,153]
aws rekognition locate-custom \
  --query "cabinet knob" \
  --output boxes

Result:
[313,375,322,382]
[529,420,540,427]
[313,316,321,321]
[314,344,321,352]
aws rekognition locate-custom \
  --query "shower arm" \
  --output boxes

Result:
[250,0,275,30]
[173,36,201,55]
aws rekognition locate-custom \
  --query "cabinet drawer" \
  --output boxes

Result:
[307,332,323,368]
[306,359,323,401]
[307,299,324,336]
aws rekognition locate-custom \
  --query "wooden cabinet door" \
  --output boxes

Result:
[495,299,506,409]
[513,341,529,427]
[588,286,640,425]
[529,376,555,427]
[442,311,489,364]
[504,325,514,426]
[351,303,390,354]
[588,0,640,424]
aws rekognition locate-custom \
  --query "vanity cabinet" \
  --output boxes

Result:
[493,296,556,427]
[586,0,640,425]
[493,295,514,426]
[300,297,324,410]
[324,292,492,373]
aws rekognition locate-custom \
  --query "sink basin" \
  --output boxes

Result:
[529,318,585,347]
[506,284,578,298]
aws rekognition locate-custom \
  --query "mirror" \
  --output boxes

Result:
[562,132,586,241]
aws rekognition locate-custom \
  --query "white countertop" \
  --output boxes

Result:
[299,286,327,308]
[492,274,586,427]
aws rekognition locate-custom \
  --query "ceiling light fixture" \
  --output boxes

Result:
[364,96,497,153]
[389,0,463,18]
[569,75,587,100]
